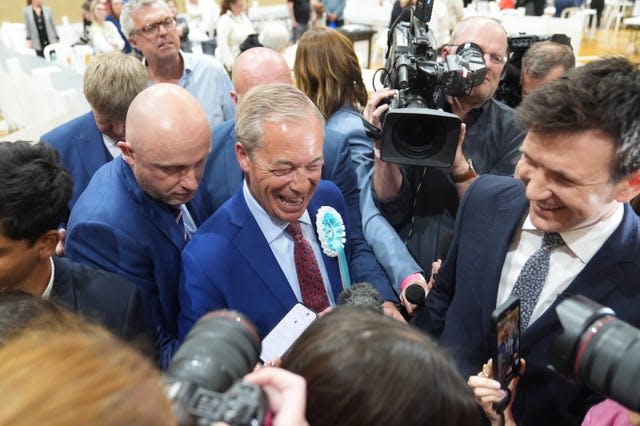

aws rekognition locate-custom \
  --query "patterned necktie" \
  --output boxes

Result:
[285,221,330,313]
[169,205,189,241]
[510,232,565,330]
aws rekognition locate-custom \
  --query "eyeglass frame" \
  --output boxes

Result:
[447,43,508,67]
[131,16,176,38]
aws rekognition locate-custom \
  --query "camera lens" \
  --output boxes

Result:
[391,116,447,159]
[576,317,640,410]
[168,310,261,392]
[550,295,640,411]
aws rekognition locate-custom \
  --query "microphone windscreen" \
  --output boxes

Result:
[405,284,426,305]
[338,282,383,313]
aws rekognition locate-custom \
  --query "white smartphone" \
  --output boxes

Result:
[260,303,317,363]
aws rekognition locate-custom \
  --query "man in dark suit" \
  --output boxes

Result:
[40,51,147,219]
[66,84,213,369]
[203,47,398,310]
[180,84,359,339]
[0,141,149,347]
[416,57,640,425]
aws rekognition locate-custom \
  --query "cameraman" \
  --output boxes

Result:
[367,16,525,312]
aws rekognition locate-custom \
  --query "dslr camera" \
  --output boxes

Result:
[379,0,487,167]
[165,311,269,426]
[549,295,640,411]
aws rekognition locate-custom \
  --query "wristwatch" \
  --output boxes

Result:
[452,158,477,183]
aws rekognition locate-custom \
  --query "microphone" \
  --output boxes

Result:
[405,284,426,306]
[338,282,383,313]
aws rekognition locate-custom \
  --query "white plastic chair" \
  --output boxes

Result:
[72,44,94,74]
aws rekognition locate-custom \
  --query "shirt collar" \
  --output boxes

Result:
[242,180,312,244]
[521,202,625,264]
[42,257,55,300]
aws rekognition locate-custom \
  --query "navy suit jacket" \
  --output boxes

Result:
[40,111,113,218]
[415,175,640,425]
[51,257,150,346]
[66,156,213,369]
[203,120,395,301]
[179,180,352,340]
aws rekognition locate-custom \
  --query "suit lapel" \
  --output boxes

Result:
[50,257,78,311]
[308,195,344,300]
[75,113,113,181]
[522,204,640,350]
[229,190,298,308]
[116,157,186,250]
[479,186,529,337]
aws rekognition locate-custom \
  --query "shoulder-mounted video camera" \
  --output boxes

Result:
[377,0,487,167]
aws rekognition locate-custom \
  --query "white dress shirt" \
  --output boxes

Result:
[101,133,121,159]
[242,181,335,306]
[496,203,624,325]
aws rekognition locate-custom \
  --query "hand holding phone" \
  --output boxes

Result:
[491,297,521,414]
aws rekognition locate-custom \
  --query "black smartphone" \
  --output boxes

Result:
[491,296,521,412]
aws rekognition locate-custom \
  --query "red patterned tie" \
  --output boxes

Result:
[285,221,330,313]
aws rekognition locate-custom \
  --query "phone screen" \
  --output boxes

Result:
[492,297,520,387]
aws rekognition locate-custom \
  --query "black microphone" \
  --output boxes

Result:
[338,282,383,313]
[405,284,426,306]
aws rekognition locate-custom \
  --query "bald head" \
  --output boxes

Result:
[231,47,292,102]
[122,84,211,206]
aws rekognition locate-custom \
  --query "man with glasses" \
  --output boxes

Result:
[178,84,359,341]
[120,0,235,127]
[366,16,525,315]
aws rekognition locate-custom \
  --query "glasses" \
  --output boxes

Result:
[448,44,507,66]
[132,17,175,37]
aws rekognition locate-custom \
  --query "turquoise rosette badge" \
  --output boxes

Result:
[316,206,351,289]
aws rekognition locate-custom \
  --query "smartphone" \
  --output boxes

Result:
[492,296,521,385]
[260,303,317,363]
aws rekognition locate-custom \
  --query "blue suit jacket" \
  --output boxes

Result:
[66,156,213,369]
[179,180,352,340]
[202,120,395,301]
[415,175,640,425]
[40,111,113,219]
[51,257,151,347]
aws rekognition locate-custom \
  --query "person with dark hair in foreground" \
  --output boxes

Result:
[281,307,480,426]
[418,57,640,425]
[0,141,150,349]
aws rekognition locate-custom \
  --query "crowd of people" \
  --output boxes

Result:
[5,0,640,424]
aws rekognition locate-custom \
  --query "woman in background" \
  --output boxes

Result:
[215,0,255,71]
[23,0,59,57]
[89,0,125,53]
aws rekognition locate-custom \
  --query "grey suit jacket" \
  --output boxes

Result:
[23,5,58,52]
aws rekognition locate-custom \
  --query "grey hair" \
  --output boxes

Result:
[521,41,575,80]
[120,0,170,37]
[235,83,325,157]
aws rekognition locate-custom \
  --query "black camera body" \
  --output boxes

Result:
[166,311,269,426]
[379,0,487,167]
[549,295,640,411]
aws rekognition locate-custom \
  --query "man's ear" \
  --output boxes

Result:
[36,229,60,260]
[230,90,239,105]
[235,142,251,174]
[119,141,136,167]
[615,170,640,202]
[128,36,137,49]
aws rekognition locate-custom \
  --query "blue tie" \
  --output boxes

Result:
[510,232,565,330]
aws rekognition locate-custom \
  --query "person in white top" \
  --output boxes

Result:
[89,0,125,53]
[215,0,256,71]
